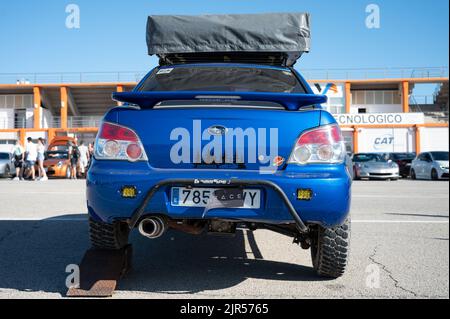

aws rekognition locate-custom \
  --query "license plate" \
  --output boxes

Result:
[171,187,261,209]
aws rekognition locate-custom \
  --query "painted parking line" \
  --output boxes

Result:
[353,195,449,199]
[0,217,448,224]
[0,217,87,221]
[352,220,449,224]
[0,192,84,195]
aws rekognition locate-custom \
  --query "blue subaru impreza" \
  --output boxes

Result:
[87,13,352,278]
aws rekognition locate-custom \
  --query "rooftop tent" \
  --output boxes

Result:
[146,13,311,67]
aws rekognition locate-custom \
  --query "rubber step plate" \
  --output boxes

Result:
[66,245,132,297]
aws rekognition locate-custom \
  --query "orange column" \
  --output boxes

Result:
[402,81,410,113]
[60,87,68,129]
[415,126,421,154]
[353,127,359,154]
[345,82,351,114]
[19,129,26,146]
[33,87,41,129]
[117,85,124,106]
[48,128,56,143]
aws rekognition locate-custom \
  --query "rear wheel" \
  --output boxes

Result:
[3,165,11,178]
[411,169,417,180]
[89,218,130,250]
[431,169,439,181]
[311,219,350,278]
[353,167,360,180]
[65,166,71,179]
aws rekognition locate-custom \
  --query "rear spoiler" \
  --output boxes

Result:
[112,91,327,111]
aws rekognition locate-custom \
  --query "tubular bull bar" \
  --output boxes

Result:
[127,179,309,233]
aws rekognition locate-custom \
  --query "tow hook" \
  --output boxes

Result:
[294,235,311,250]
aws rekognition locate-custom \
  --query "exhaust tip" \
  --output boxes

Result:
[138,216,167,239]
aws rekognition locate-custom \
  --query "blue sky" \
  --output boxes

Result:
[0,0,448,74]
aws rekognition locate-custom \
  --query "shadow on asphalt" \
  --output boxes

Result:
[0,214,324,297]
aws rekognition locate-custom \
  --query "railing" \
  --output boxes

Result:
[302,66,448,80]
[410,95,436,105]
[0,67,448,84]
[0,71,147,85]
[0,118,33,130]
[409,95,449,123]
[51,116,102,128]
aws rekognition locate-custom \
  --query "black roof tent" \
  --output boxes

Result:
[146,13,311,67]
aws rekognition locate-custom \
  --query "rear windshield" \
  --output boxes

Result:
[138,66,306,93]
[46,151,68,160]
[353,154,386,163]
[391,153,416,160]
[431,152,449,161]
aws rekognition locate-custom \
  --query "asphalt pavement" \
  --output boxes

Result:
[0,179,448,299]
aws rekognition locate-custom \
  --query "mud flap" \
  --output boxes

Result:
[66,245,132,297]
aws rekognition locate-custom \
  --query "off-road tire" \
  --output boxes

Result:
[311,219,350,278]
[89,217,130,250]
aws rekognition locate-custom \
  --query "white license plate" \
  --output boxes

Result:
[171,187,261,209]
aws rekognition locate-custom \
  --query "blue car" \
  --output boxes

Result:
[87,63,352,278]
[87,13,352,278]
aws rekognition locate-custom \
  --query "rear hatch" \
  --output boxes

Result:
[114,107,321,170]
[109,64,325,170]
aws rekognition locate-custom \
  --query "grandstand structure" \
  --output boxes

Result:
[0,67,448,154]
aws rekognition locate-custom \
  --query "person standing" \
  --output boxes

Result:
[78,141,90,177]
[25,137,37,181]
[11,140,24,181]
[36,138,48,181]
[88,142,94,158]
[68,141,80,179]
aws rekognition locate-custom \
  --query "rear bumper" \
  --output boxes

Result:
[87,160,352,228]
[357,168,399,180]
[399,165,412,176]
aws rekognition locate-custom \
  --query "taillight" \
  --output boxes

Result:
[288,124,346,165]
[95,122,148,162]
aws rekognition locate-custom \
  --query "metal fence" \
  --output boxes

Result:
[0,67,448,84]
[0,118,33,129]
[51,116,102,128]
[0,71,147,85]
[301,66,448,80]
[410,95,436,105]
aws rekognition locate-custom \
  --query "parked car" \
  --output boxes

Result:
[410,151,449,180]
[87,13,352,278]
[43,137,77,178]
[352,153,399,180]
[0,152,13,178]
[380,152,416,178]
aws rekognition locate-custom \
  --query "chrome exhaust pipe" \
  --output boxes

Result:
[138,216,167,239]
